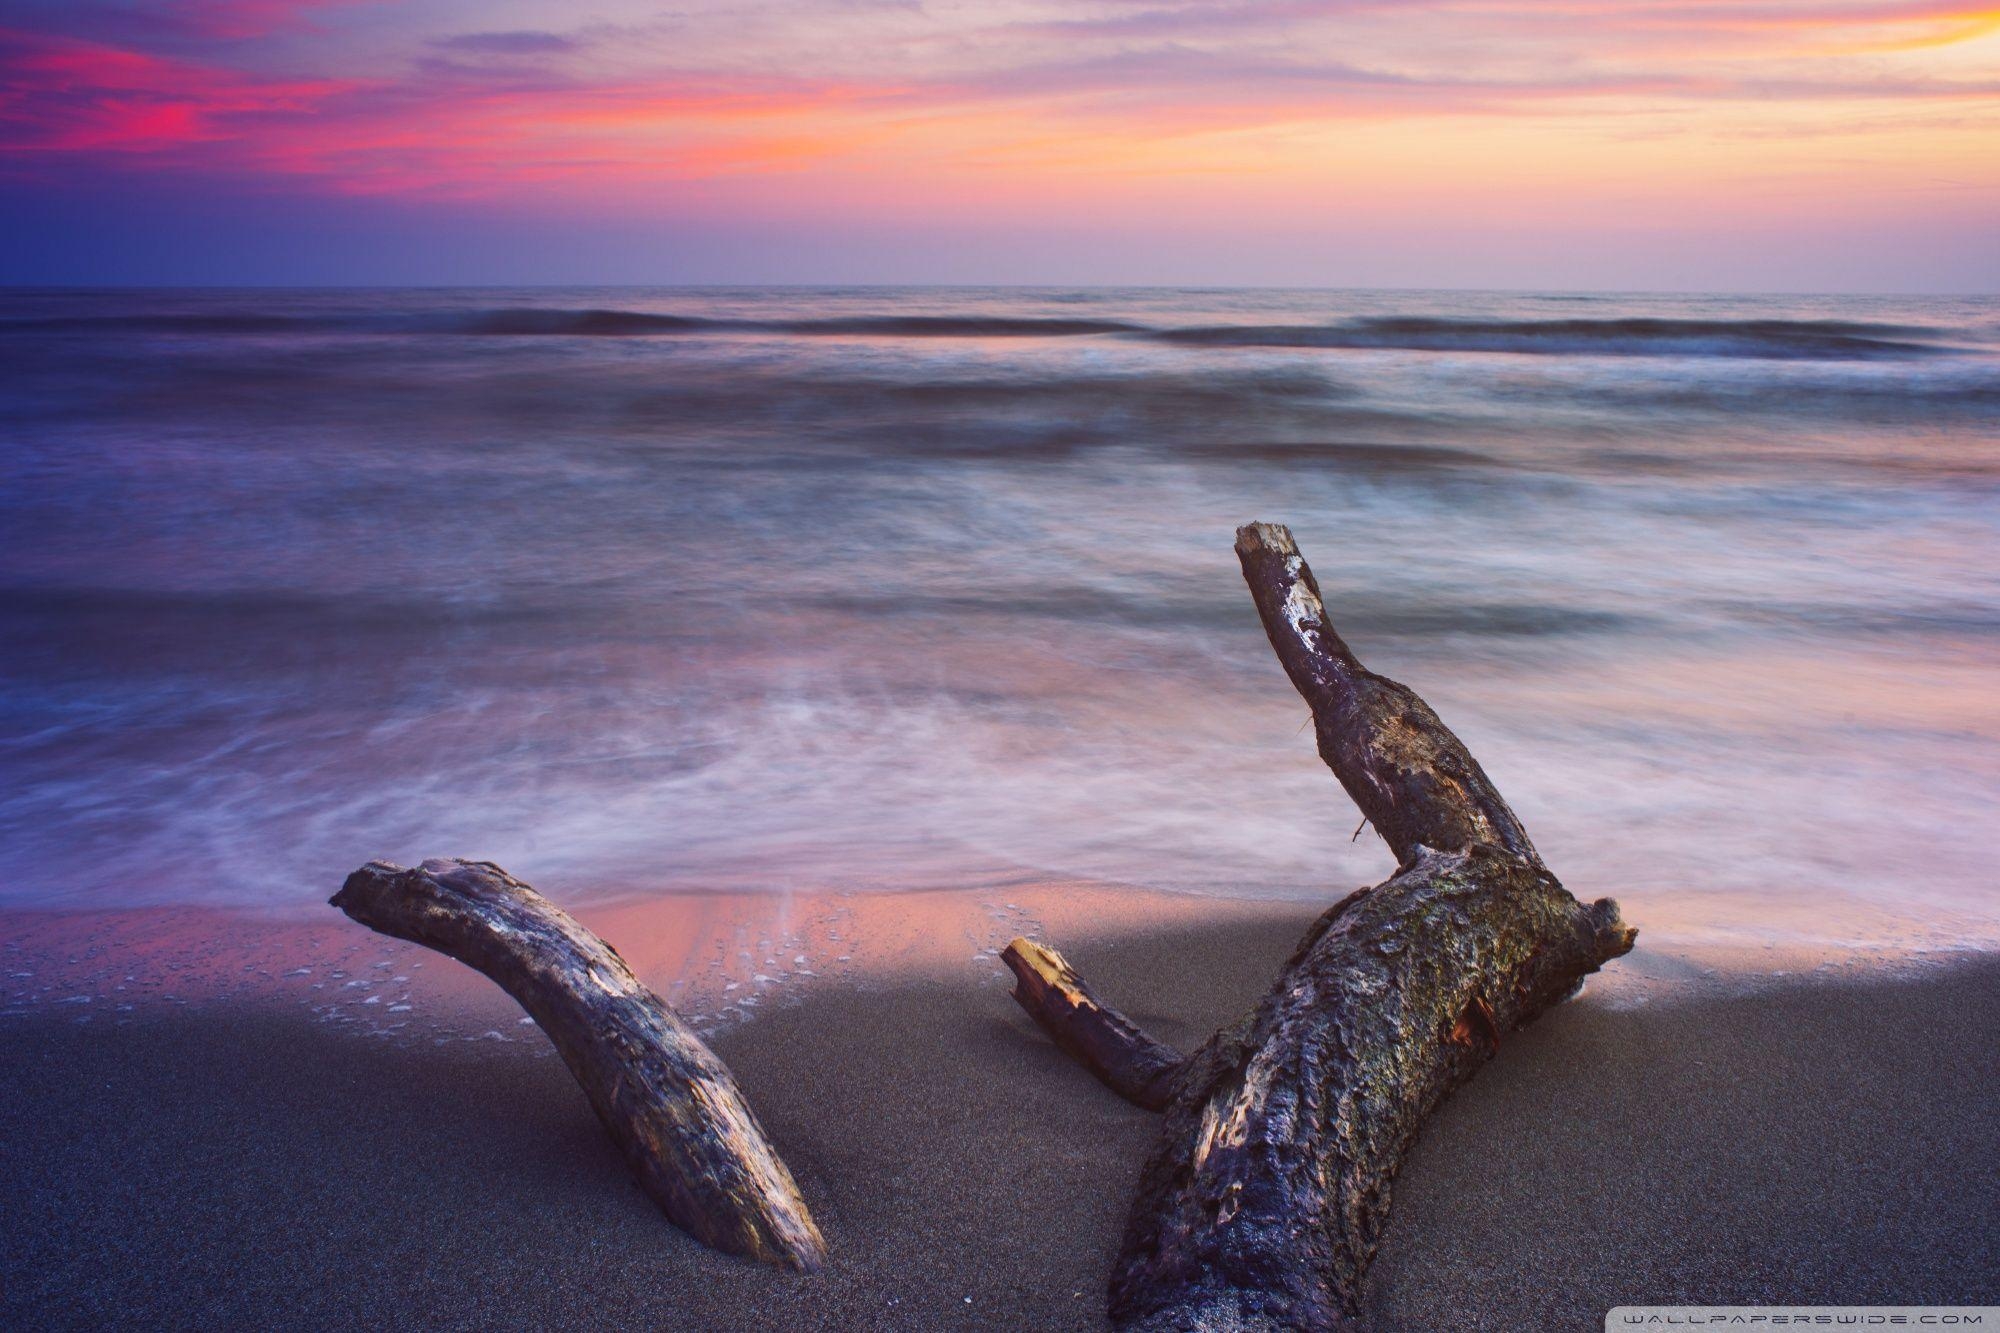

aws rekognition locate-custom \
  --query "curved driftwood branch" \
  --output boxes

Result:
[331,858,827,1271]
[1002,937,1184,1111]
[1006,524,1635,1330]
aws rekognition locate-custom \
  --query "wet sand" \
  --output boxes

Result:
[2,912,1996,1331]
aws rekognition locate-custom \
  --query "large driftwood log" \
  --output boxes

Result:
[1004,523,1635,1330]
[331,858,826,1270]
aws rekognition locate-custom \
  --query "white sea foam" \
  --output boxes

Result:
[1,287,1995,968]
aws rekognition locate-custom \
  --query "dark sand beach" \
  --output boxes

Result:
[3,912,1995,1332]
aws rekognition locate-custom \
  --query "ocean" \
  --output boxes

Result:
[2,286,1996,961]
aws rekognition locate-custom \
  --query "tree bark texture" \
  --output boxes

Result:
[1004,523,1636,1330]
[332,857,827,1271]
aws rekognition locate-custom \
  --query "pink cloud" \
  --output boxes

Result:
[1,1,1995,204]
[0,28,351,154]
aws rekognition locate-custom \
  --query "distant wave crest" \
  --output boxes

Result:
[458,308,716,335]
[1148,316,1951,359]
[3,308,1149,339]
[2,307,1965,358]
[459,311,1148,337]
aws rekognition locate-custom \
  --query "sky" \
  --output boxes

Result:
[0,0,1996,289]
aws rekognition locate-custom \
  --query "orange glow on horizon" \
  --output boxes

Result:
[1,1,1993,283]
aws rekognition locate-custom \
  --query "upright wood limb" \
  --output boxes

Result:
[332,858,827,1271]
[1232,521,1538,869]
[1001,524,1635,1330]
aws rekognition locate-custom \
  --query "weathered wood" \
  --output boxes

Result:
[1113,847,1633,1330]
[1232,520,1537,869]
[331,858,827,1270]
[1005,523,1635,1330]
[1002,937,1184,1111]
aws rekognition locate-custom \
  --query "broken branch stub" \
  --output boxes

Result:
[1001,937,1184,1112]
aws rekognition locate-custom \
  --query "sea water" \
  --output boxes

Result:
[2,287,1995,957]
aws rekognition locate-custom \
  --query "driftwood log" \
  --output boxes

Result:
[331,858,826,1270]
[1003,523,1636,1330]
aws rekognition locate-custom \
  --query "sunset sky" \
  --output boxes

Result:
[2,0,1996,288]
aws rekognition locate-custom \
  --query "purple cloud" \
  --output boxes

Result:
[429,30,578,55]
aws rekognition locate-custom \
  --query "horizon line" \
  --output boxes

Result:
[3,281,1995,299]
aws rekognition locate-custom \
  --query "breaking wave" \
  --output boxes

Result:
[3,308,1967,359]
[3,309,1146,339]
[1147,316,1954,359]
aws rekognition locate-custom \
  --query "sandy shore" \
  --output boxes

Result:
[3,911,1996,1331]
